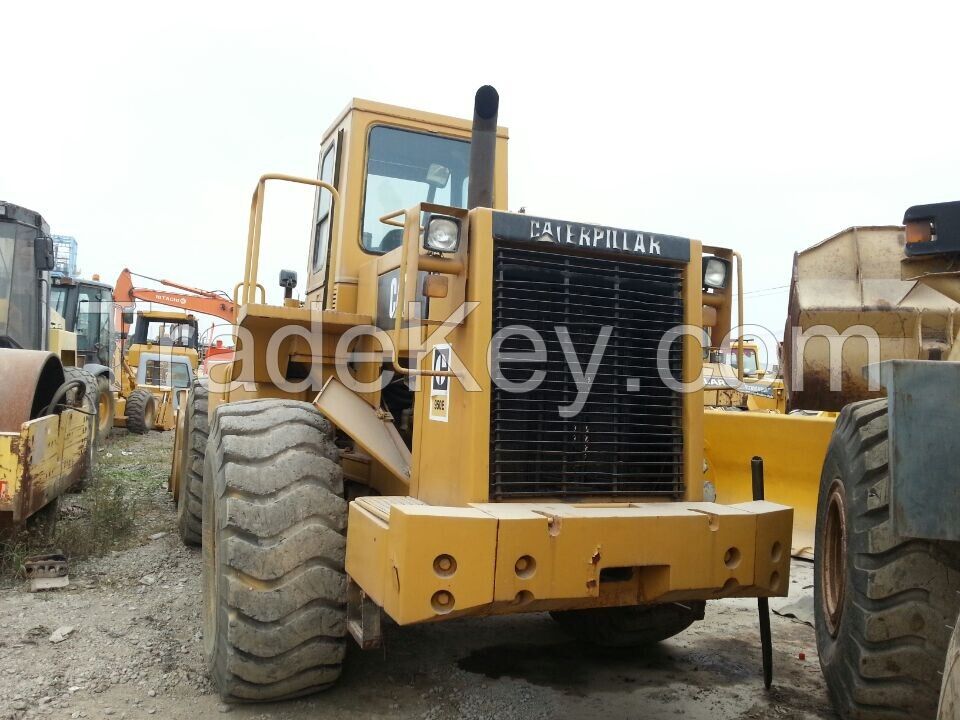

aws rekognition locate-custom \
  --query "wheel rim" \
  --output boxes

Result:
[98,392,111,434]
[144,399,156,430]
[822,479,848,637]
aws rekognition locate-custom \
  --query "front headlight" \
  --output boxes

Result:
[702,256,729,289]
[423,215,461,253]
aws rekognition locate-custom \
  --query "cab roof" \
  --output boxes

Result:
[322,97,509,145]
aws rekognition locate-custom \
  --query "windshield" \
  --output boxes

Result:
[728,348,760,375]
[361,126,470,253]
[135,319,197,348]
[50,285,69,319]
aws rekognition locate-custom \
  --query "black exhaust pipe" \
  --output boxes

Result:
[467,85,499,210]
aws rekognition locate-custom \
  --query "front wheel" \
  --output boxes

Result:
[125,389,156,435]
[814,398,960,719]
[203,399,348,702]
[176,379,208,546]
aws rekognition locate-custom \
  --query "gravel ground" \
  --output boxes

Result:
[0,431,835,720]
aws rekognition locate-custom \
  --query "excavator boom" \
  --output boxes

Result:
[113,268,235,322]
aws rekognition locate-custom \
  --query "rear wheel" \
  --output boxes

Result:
[814,398,960,720]
[203,399,348,702]
[125,389,156,434]
[94,374,115,440]
[176,379,208,546]
[63,367,98,477]
[551,601,705,647]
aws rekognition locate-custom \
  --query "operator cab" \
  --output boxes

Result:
[130,311,199,350]
[50,276,114,367]
[304,98,509,312]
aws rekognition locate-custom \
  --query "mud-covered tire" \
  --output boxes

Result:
[125,389,156,435]
[202,399,347,703]
[550,601,705,647]
[176,379,208,546]
[940,609,960,720]
[63,367,98,477]
[94,374,115,440]
[815,398,960,720]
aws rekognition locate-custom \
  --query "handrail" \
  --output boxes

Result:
[242,174,340,306]
[232,281,266,308]
[378,209,406,229]
[390,207,459,378]
[733,250,744,382]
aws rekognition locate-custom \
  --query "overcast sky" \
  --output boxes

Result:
[4,2,959,354]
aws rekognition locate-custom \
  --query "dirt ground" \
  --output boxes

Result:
[0,431,835,720]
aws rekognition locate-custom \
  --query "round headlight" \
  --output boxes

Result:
[424,216,460,253]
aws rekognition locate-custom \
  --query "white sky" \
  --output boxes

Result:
[4,1,959,349]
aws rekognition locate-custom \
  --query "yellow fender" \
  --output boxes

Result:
[704,409,836,559]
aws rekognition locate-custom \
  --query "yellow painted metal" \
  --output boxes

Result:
[0,409,89,523]
[213,92,796,630]
[703,409,836,558]
[313,377,411,483]
[345,496,792,625]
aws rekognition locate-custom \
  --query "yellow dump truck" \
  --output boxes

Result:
[0,201,94,526]
[170,87,793,702]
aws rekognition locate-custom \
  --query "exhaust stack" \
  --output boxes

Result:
[467,85,499,210]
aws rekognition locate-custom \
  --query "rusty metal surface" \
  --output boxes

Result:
[0,349,64,432]
[783,226,960,411]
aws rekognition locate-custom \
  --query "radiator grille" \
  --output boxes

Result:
[490,244,685,499]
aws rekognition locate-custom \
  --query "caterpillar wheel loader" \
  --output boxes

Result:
[799,202,960,720]
[0,201,95,526]
[174,87,794,702]
[111,309,197,433]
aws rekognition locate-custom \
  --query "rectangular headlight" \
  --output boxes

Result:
[423,214,461,253]
[702,256,730,290]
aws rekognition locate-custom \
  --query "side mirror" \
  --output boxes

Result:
[121,309,135,326]
[279,269,298,300]
[35,235,55,271]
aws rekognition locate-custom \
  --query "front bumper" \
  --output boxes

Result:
[346,497,793,625]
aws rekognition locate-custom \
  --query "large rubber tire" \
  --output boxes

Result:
[125,388,156,435]
[63,366,98,477]
[814,399,960,720]
[550,601,705,647]
[94,374,115,440]
[939,608,960,720]
[202,399,348,702]
[176,379,208,546]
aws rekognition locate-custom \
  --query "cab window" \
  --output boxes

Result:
[312,139,338,273]
[360,126,470,254]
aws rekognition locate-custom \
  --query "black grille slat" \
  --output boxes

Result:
[490,244,684,500]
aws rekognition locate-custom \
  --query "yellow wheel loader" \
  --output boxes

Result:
[174,87,794,702]
[806,202,960,720]
[0,201,94,526]
[112,309,196,433]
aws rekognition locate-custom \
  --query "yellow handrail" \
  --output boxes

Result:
[242,174,340,306]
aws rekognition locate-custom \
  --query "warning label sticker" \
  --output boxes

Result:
[429,345,451,422]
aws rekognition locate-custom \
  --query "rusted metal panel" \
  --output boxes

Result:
[879,360,960,541]
[784,227,960,411]
[0,349,65,432]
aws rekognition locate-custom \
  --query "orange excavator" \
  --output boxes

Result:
[113,269,235,323]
